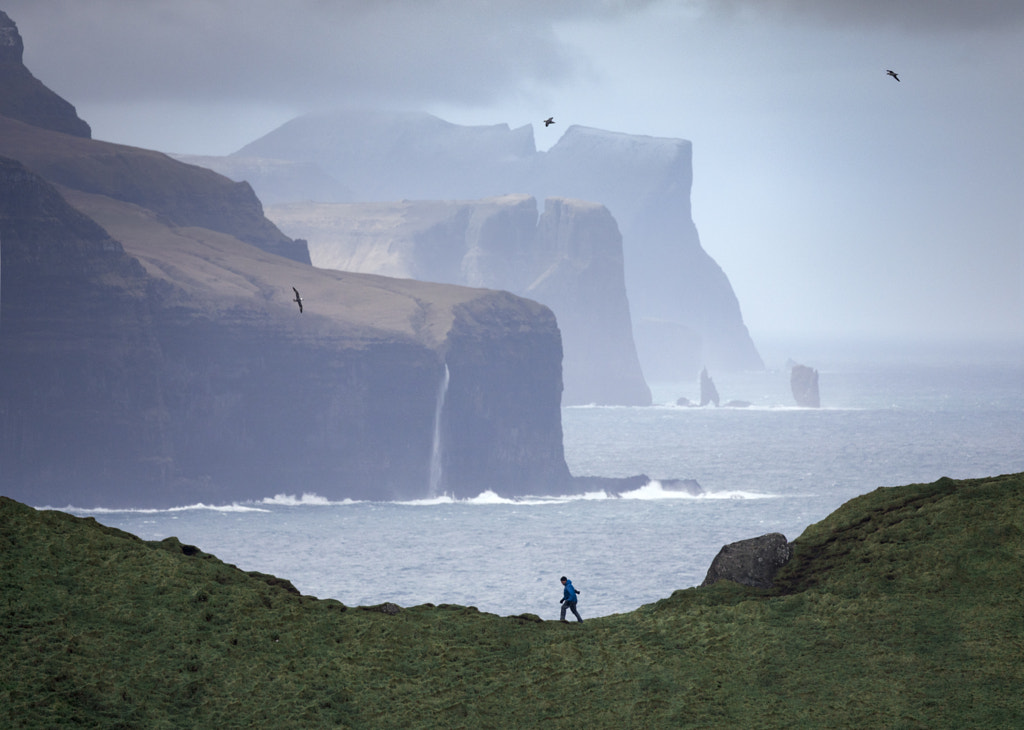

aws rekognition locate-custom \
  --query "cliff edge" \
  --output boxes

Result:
[0,155,570,506]
[268,194,652,406]
[233,110,764,380]
[0,10,90,138]
[0,11,573,506]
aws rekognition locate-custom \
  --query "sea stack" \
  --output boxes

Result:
[790,364,821,408]
[700,367,720,407]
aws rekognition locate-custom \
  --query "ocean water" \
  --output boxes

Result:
[63,355,1023,619]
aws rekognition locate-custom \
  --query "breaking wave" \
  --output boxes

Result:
[56,479,779,516]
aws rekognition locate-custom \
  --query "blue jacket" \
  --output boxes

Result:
[563,579,578,603]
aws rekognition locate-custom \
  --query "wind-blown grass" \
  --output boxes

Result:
[3,473,1022,728]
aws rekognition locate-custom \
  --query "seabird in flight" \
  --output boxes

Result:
[543,117,555,127]
[886,69,900,82]
[292,286,303,313]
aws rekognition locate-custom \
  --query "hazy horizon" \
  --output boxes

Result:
[5,1,1022,348]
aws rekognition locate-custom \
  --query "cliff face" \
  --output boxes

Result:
[267,195,651,406]
[0,10,574,506]
[0,115,308,265]
[532,198,649,406]
[442,294,570,495]
[231,111,763,380]
[534,126,764,380]
[0,11,90,138]
[0,158,166,506]
[0,156,570,506]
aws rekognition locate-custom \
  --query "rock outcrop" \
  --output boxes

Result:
[701,533,793,589]
[699,367,720,407]
[790,363,821,408]
[219,110,763,380]
[266,194,651,406]
[0,11,90,138]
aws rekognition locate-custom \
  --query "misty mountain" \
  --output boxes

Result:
[227,109,763,380]
[267,194,652,407]
[174,154,356,206]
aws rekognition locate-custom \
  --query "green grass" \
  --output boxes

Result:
[3,473,1023,728]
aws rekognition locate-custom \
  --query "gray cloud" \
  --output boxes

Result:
[703,0,1024,32]
[9,0,1018,113]
[4,0,659,109]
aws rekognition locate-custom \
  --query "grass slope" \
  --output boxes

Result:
[3,473,1022,728]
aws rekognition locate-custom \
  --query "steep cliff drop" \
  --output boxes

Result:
[0,10,91,138]
[0,156,572,507]
[0,10,670,508]
[266,194,652,406]
[0,6,575,506]
[229,111,764,381]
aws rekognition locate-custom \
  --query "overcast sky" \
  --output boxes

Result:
[6,0,1023,351]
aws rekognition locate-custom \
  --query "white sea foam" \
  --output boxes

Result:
[261,492,359,507]
[396,494,457,506]
[617,481,776,500]
[57,484,780,514]
[60,502,272,516]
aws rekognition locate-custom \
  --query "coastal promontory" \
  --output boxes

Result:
[0,11,571,507]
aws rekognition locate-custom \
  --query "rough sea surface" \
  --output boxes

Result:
[62,354,1023,619]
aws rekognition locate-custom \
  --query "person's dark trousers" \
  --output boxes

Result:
[561,600,582,622]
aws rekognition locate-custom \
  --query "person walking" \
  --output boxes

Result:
[559,576,582,622]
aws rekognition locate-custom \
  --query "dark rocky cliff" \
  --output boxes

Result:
[442,294,571,495]
[0,10,90,138]
[0,158,165,506]
[267,194,651,406]
[0,156,571,506]
[0,10,576,506]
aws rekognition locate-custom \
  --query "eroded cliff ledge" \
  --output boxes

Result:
[267,194,651,406]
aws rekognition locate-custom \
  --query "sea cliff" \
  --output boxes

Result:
[268,194,651,406]
[0,10,573,506]
[214,110,765,380]
[0,155,570,506]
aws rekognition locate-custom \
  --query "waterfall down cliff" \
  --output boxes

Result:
[429,363,450,496]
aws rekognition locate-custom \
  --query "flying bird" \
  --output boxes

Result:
[292,286,303,313]
[543,117,555,127]
[886,69,900,82]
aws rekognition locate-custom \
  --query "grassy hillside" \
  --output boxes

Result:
[3,473,1022,728]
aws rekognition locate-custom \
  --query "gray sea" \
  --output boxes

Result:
[62,348,1023,619]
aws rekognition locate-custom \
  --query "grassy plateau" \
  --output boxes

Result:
[2,473,1022,728]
